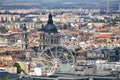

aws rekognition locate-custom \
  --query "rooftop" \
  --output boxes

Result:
[42,13,58,33]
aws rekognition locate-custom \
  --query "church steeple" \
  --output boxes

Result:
[48,13,53,24]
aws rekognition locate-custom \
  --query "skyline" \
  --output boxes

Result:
[0,0,120,80]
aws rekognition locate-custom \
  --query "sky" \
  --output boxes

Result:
[0,0,107,5]
[0,0,119,6]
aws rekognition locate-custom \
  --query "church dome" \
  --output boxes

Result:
[42,13,58,33]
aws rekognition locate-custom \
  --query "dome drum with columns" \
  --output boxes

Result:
[39,13,60,52]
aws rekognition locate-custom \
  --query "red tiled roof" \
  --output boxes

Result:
[0,63,4,67]
[116,40,120,43]
[11,29,19,32]
[96,27,109,32]
[77,49,87,54]
[67,41,75,45]
[113,29,120,33]
[76,57,86,60]
[99,34,111,38]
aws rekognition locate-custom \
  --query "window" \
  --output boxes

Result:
[51,39,54,44]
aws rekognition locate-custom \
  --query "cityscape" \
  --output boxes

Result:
[0,0,120,80]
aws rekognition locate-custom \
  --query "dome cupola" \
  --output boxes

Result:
[42,13,58,33]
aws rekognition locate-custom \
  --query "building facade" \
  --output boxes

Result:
[39,13,60,53]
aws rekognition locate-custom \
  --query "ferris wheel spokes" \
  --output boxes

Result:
[39,45,75,75]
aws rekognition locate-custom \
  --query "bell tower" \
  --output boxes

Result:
[22,24,28,50]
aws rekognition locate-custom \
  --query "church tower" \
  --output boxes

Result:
[22,24,28,50]
[39,13,60,52]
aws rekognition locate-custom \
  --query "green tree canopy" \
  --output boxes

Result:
[1,76,9,80]
[13,63,24,74]
[0,27,9,33]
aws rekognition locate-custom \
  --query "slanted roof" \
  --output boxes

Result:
[77,49,87,54]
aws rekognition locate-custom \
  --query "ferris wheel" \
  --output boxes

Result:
[39,45,75,76]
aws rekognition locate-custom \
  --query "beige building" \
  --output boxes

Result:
[0,55,14,66]
[17,61,29,74]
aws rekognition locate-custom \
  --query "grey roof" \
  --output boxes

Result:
[42,13,58,33]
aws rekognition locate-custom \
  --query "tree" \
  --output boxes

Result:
[1,76,9,80]
[13,63,24,74]
[0,27,9,33]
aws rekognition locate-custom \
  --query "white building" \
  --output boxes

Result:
[29,67,42,76]
[0,67,17,73]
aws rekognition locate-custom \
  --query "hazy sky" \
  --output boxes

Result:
[0,0,119,5]
[0,0,107,4]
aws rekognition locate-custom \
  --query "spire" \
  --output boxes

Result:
[47,13,53,24]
